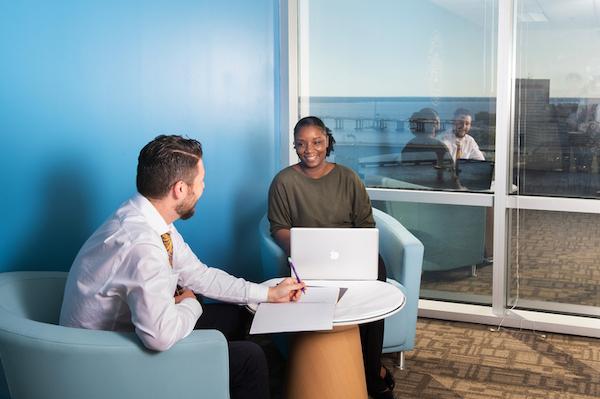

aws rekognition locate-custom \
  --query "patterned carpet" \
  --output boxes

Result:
[261,210,600,398]
[260,317,600,398]
[382,318,600,399]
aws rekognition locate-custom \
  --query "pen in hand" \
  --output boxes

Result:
[287,257,306,293]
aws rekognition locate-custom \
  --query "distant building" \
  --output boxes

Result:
[514,78,563,171]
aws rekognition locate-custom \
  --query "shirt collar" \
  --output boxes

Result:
[131,193,173,236]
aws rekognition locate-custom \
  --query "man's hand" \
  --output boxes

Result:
[174,289,196,304]
[267,277,306,303]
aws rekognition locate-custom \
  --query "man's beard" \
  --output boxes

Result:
[454,129,467,138]
[178,207,195,220]
[176,195,197,220]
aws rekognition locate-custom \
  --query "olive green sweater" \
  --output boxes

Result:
[268,164,375,235]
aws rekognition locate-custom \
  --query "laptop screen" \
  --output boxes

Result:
[290,228,379,280]
[456,159,494,191]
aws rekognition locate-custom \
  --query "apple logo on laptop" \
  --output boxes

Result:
[329,250,340,260]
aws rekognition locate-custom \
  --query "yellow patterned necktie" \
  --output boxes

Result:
[161,232,174,267]
[161,232,182,296]
[455,141,462,161]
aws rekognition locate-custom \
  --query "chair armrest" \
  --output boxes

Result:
[373,208,424,301]
[0,324,230,399]
[373,208,424,353]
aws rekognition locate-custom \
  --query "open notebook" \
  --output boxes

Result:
[249,286,340,334]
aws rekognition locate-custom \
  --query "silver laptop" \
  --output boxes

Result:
[290,228,379,280]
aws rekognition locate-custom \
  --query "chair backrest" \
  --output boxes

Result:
[259,214,288,279]
[0,272,66,324]
[0,272,230,399]
[372,208,422,306]
[0,272,67,399]
[372,208,424,353]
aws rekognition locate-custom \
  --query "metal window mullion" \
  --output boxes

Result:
[507,195,600,214]
[367,187,493,208]
[492,0,516,316]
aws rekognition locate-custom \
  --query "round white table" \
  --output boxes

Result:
[250,278,405,399]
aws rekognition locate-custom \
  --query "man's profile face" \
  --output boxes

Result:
[177,159,206,220]
[453,115,472,138]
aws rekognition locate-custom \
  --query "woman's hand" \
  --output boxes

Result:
[267,277,306,303]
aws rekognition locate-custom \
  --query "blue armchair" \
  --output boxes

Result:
[258,208,424,368]
[0,272,230,399]
[379,201,486,275]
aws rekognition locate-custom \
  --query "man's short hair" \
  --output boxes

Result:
[409,108,440,134]
[137,135,203,199]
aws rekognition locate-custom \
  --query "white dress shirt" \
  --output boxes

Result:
[60,193,269,351]
[439,131,485,161]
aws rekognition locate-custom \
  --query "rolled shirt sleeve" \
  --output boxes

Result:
[172,230,269,304]
[350,172,375,228]
[121,231,268,352]
[268,174,293,234]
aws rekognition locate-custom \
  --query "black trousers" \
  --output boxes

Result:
[360,256,387,393]
[195,303,269,399]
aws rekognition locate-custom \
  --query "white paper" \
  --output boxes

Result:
[249,286,340,334]
[298,286,340,304]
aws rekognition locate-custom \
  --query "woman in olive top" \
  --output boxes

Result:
[268,116,395,399]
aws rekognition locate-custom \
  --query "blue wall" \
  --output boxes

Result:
[0,0,277,397]
[0,0,279,278]
[0,2,279,395]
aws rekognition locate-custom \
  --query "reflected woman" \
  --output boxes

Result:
[268,116,395,399]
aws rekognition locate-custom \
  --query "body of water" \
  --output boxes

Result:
[305,96,496,170]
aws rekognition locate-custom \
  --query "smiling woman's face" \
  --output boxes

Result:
[294,125,329,169]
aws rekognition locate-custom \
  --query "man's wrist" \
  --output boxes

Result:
[250,283,270,303]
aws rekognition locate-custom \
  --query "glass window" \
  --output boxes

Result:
[514,0,600,198]
[298,0,498,303]
[294,0,600,330]
[299,0,498,193]
[509,209,600,314]
[511,0,600,318]
[373,200,493,305]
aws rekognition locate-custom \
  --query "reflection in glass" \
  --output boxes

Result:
[374,200,493,305]
[298,0,498,192]
[514,1,600,198]
[509,209,600,314]
[365,108,460,190]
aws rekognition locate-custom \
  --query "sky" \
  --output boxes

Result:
[300,0,600,98]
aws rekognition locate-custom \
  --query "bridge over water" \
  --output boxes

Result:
[319,116,453,132]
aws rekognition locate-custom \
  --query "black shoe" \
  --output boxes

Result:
[369,387,395,399]
[382,365,395,390]
[368,373,396,399]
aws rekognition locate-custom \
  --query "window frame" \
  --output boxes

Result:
[279,0,600,338]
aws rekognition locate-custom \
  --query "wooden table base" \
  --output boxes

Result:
[286,325,367,399]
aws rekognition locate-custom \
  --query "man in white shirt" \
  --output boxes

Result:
[60,135,304,399]
[439,108,485,161]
